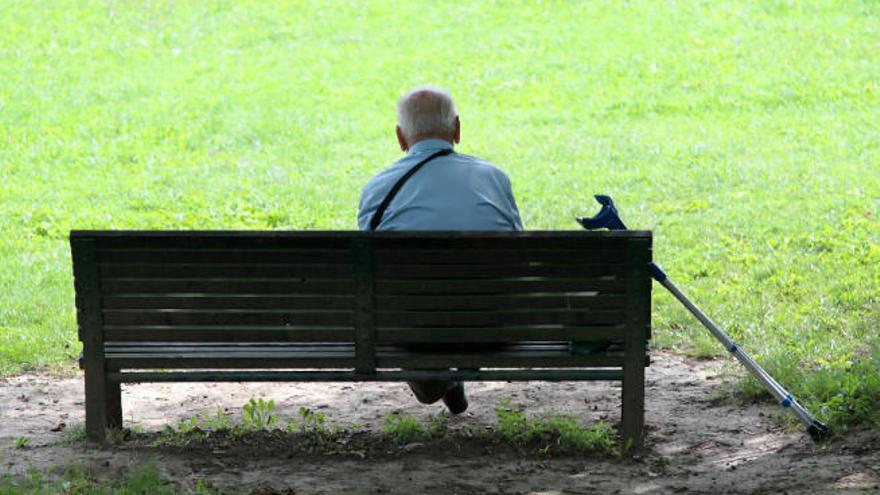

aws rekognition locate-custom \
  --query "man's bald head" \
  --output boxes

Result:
[396,85,460,149]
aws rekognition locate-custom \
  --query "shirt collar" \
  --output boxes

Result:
[407,138,454,155]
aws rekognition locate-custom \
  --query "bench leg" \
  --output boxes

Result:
[621,358,645,452]
[105,372,122,430]
[85,363,124,440]
[84,365,108,441]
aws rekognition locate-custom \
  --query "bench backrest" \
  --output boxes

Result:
[71,231,652,371]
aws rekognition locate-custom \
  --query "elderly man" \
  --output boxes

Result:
[358,85,523,414]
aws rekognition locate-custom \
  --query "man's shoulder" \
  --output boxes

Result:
[454,152,510,177]
[361,150,511,199]
[362,158,409,192]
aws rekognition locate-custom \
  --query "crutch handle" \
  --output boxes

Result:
[576,194,628,231]
[577,195,669,282]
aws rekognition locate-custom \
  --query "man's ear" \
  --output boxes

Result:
[396,126,409,152]
[453,116,461,144]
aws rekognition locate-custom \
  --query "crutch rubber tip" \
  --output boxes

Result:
[807,421,830,442]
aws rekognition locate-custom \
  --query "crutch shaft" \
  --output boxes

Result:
[658,273,817,426]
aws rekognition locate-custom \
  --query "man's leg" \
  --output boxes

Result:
[407,380,468,414]
[407,380,456,404]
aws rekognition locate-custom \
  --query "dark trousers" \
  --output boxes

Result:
[407,379,458,404]
[402,343,504,404]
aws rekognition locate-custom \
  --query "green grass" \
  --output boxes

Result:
[145,401,345,448]
[1,464,226,495]
[0,1,877,430]
[381,406,616,454]
[241,397,278,431]
[382,412,452,444]
[382,412,428,444]
[495,400,617,455]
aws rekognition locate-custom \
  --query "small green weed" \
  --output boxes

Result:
[58,424,87,446]
[105,427,134,444]
[175,416,201,435]
[539,416,617,454]
[192,478,229,495]
[425,414,450,439]
[290,406,341,445]
[201,408,231,432]
[382,412,426,444]
[495,400,529,441]
[150,414,209,446]
[158,409,231,443]
[495,400,617,455]
[242,398,277,431]
[11,437,30,449]
[151,425,186,447]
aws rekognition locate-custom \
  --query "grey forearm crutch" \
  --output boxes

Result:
[578,195,830,441]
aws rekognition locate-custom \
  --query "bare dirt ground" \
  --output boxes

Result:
[1,352,878,494]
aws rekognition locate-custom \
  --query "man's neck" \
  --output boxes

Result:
[407,138,455,154]
[408,134,455,148]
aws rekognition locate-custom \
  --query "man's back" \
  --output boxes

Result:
[356,84,523,414]
[358,139,523,231]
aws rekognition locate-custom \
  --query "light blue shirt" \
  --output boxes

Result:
[358,139,524,231]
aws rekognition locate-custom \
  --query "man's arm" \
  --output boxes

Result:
[356,185,375,231]
[502,173,524,231]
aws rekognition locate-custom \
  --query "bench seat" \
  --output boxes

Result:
[98,341,646,373]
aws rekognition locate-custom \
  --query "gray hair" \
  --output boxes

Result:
[396,85,458,140]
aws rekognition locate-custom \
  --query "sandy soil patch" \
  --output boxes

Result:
[1,352,878,494]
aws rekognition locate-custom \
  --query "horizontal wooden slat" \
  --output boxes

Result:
[104,355,624,370]
[102,310,353,326]
[375,278,625,295]
[99,264,353,279]
[374,310,625,327]
[108,369,628,383]
[94,236,353,250]
[97,250,351,265]
[103,326,354,342]
[376,325,625,343]
[373,249,626,265]
[100,279,354,295]
[376,263,624,279]
[103,342,588,353]
[105,343,355,369]
[100,294,626,311]
[379,353,626,369]
[375,294,626,311]
[102,279,624,296]
[105,342,354,352]
[370,236,632,250]
[105,358,353,369]
[104,340,352,354]
[101,295,355,310]
[100,342,639,370]
[72,230,651,241]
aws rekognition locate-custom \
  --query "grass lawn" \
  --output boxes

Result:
[0,1,877,430]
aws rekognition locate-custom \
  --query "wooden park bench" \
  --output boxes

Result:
[71,231,652,448]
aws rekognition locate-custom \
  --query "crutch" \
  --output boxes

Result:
[577,194,830,441]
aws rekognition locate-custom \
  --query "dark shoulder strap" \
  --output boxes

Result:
[369,148,454,231]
